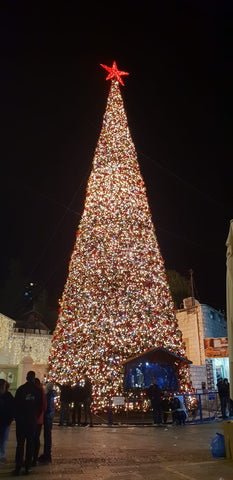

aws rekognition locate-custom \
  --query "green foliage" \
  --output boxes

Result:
[166,269,191,310]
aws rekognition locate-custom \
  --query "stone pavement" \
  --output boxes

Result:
[0,420,233,480]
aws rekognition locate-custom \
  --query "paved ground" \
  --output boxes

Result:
[0,420,232,479]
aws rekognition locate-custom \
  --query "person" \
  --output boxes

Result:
[147,379,162,425]
[83,375,93,426]
[13,370,43,476]
[171,395,187,425]
[217,377,228,419]
[71,381,84,426]
[56,382,72,426]
[32,378,47,466]
[39,383,56,464]
[223,378,230,416]
[0,379,14,463]
[161,392,170,424]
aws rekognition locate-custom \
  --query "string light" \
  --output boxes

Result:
[0,313,52,368]
[48,71,191,410]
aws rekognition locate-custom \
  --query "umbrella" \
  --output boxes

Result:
[226,219,233,400]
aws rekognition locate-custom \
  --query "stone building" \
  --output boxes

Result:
[0,311,52,394]
[176,297,228,392]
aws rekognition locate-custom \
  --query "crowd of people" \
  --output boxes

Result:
[147,376,232,426]
[56,374,93,427]
[146,379,188,426]
[0,371,232,475]
[0,370,92,476]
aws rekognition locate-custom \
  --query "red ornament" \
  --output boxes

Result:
[100,61,129,86]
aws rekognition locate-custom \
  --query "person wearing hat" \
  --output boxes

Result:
[13,371,43,476]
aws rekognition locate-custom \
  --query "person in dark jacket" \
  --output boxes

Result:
[223,378,230,415]
[147,379,162,425]
[56,382,72,426]
[83,375,93,426]
[217,377,228,419]
[39,383,56,464]
[13,370,43,476]
[0,379,14,463]
[161,392,170,424]
[71,381,84,426]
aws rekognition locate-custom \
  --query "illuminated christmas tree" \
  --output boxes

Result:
[48,62,191,409]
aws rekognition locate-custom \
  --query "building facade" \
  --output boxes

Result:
[176,297,228,392]
[0,312,52,394]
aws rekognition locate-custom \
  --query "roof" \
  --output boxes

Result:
[14,310,50,333]
[122,347,192,368]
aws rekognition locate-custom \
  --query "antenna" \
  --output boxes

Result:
[189,269,195,306]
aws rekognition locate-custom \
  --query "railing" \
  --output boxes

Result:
[184,392,220,424]
[54,392,223,426]
[95,392,222,425]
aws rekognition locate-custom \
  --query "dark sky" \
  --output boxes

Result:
[0,1,232,312]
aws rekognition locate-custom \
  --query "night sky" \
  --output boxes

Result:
[0,2,232,313]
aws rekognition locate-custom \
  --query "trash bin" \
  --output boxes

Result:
[210,433,226,458]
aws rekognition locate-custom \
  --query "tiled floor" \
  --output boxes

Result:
[0,421,232,479]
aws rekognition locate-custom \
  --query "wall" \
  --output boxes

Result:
[176,300,228,393]
[0,365,18,395]
[189,365,206,392]
[0,313,52,388]
[176,302,205,365]
[10,333,52,366]
[0,313,15,364]
[201,305,227,338]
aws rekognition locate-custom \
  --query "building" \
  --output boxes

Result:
[0,311,52,393]
[176,297,228,392]
[123,346,192,392]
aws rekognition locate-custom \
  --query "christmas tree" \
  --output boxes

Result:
[48,62,191,409]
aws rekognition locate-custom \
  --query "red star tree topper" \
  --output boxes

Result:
[100,61,129,85]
